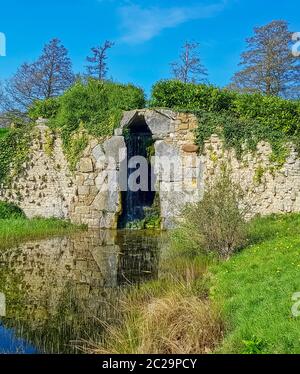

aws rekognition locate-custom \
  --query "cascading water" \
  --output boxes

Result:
[118,118,156,228]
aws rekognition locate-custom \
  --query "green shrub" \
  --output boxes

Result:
[1,80,145,179]
[150,80,236,112]
[0,201,25,219]
[171,170,247,259]
[28,97,61,120]
[55,79,145,141]
[49,79,145,165]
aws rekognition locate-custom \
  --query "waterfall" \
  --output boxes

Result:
[118,126,155,228]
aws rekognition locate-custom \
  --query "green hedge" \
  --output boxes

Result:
[0,201,25,219]
[150,80,300,163]
[233,93,300,135]
[150,80,236,112]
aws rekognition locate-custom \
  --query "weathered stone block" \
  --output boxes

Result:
[78,185,90,195]
[78,158,94,173]
[182,144,199,153]
[103,136,125,161]
[92,144,105,161]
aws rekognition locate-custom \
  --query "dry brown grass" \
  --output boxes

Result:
[89,289,223,354]
[138,293,224,354]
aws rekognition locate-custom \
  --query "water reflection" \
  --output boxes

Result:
[0,230,162,354]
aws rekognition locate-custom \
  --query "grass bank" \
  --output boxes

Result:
[212,214,300,354]
[88,213,300,354]
[0,218,85,250]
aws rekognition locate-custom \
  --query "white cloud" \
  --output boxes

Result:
[118,1,227,44]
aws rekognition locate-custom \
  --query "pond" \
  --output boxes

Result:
[0,230,165,354]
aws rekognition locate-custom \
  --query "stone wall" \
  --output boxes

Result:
[0,124,76,219]
[1,109,300,228]
[203,136,300,217]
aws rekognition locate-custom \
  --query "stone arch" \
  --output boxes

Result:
[118,113,156,228]
[117,109,176,139]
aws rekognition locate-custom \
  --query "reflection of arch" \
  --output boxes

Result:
[0,231,160,352]
[116,231,160,285]
[118,114,156,228]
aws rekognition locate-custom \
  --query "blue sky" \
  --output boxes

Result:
[0,0,299,95]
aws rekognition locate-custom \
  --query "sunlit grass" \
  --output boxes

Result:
[0,218,86,250]
[211,213,300,353]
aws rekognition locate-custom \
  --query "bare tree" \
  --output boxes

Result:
[4,63,40,111]
[35,38,75,98]
[4,38,74,112]
[85,41,115,80]
[171,41,208,83]
[230,20,300,98]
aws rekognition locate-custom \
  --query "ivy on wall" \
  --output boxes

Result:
[150,80,300,164]
[0,125,33,186]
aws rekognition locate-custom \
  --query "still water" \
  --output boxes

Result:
[0,230,163,354]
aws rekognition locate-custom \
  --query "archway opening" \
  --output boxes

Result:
[118,115,156,228]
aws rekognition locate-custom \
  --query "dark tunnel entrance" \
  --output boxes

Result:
[118,115,156,228]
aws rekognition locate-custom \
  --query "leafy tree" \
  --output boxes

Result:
[170,41,208,83]
[85,41,115,80]
[4,39,74,112]
[230,20,300,98]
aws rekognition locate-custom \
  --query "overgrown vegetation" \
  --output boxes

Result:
[28,97,61,120]
[87,175,244,354]
[89,284,223,354]
[29,79,145,169]
[0,125,33,185]
[170,170,247,259]
[0,128,9,140]
[126,194,161,230]
[150,80,300,164]
[87,240,223,354]
[0,201,25,219]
